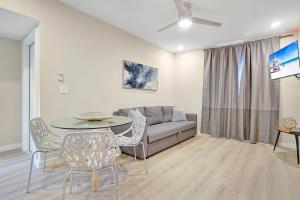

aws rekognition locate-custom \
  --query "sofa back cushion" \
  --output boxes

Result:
[162,106,173,122]
[119,107,145,117]
[144,106,163,125]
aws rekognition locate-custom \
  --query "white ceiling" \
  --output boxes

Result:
[60,0,300,52]
[0,7,38,40]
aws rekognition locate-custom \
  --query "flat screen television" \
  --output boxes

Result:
[269,41,300,79]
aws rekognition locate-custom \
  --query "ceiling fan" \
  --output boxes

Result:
[158,0,222,32]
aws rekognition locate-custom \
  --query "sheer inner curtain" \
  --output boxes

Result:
[201,37,280,144]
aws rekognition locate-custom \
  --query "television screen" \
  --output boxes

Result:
[269,41,300,79]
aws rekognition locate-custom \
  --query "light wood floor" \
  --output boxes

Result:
[1,135,300,200]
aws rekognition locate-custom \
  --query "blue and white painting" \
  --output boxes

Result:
[123,60,158,90]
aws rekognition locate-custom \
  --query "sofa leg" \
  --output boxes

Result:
[133,146,137,160]
[140,142,148,175]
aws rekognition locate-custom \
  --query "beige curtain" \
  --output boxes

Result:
[201,37,280,144]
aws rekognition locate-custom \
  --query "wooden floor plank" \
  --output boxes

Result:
[0,135,300,200]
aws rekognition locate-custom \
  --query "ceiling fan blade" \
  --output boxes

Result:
[192,17,222,27]
[174,0,186,15]
[157,21,178,32]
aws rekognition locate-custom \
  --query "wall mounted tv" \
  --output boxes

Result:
[269,41,300,79]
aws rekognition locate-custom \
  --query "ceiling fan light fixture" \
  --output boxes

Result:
[271,21,281,29]
[157,0,222,32]
[178,45,184,51]
[178,17,192,28]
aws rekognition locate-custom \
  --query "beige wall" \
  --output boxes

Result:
[174,50,204,131]
[0,0,175,124]
[0,37,21,147]
[279,35,300,146]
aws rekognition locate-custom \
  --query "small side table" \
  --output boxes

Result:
[274,127,300,165]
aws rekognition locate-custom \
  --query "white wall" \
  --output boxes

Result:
[0,36,21,148]
[0,0,175,124]
[174,50,204,131]
[279,35,300,147]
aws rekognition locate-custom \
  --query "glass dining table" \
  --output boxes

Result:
[50,115,132,130]
[50,115,132,192]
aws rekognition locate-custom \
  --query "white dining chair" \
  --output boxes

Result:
[116,110,148,174]
[60,130,121,200]
[26,117,62,193]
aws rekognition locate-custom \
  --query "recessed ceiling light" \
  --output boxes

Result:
[178,45,184,51]
[178,18,192,28]
[271,21,281,29]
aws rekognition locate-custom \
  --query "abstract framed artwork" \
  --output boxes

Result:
[123,60,158,91]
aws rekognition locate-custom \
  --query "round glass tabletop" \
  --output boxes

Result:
[50,116,132,130]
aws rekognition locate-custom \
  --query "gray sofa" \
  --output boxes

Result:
[111,106,197,159]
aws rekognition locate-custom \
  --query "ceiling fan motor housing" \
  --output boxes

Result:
[180,2,192,20]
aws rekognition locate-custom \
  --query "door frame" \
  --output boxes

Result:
[22,25,40,152]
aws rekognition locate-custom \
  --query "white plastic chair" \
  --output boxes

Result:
[60,130,121,200]
[26,117,62,193]
[116,111,148,174]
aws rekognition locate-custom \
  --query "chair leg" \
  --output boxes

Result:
[273,130,281,152]
[76,172,80,186]
[113,160,119,186]
[69,170,73,194]
[111,166,118,187]
[62,171,70,200]
[295,135,299,165]
[110,167,114,184]
[139,142,148,174]
[43,152,47,172]
[26,151,38,193]
[133,146,137,160]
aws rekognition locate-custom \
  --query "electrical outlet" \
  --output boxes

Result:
[59,85,71,94]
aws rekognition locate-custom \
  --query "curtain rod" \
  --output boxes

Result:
[279,33,294,38]
[205,32,296,49]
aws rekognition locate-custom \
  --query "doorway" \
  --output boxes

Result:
[0,7,39,154]
[22,27,40,153]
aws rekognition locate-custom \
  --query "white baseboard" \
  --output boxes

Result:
[0,143,22,153]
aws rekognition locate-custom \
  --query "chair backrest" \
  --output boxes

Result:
[60,130,121,170]
[29,118,51,150]
[131,112,147,143]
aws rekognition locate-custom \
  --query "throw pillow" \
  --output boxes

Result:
[172,108,187,122]
[128,109,137,119]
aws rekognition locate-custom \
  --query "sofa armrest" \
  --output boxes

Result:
[186,113,197,122]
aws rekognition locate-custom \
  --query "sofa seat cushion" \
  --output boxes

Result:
[147,121,196,143]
